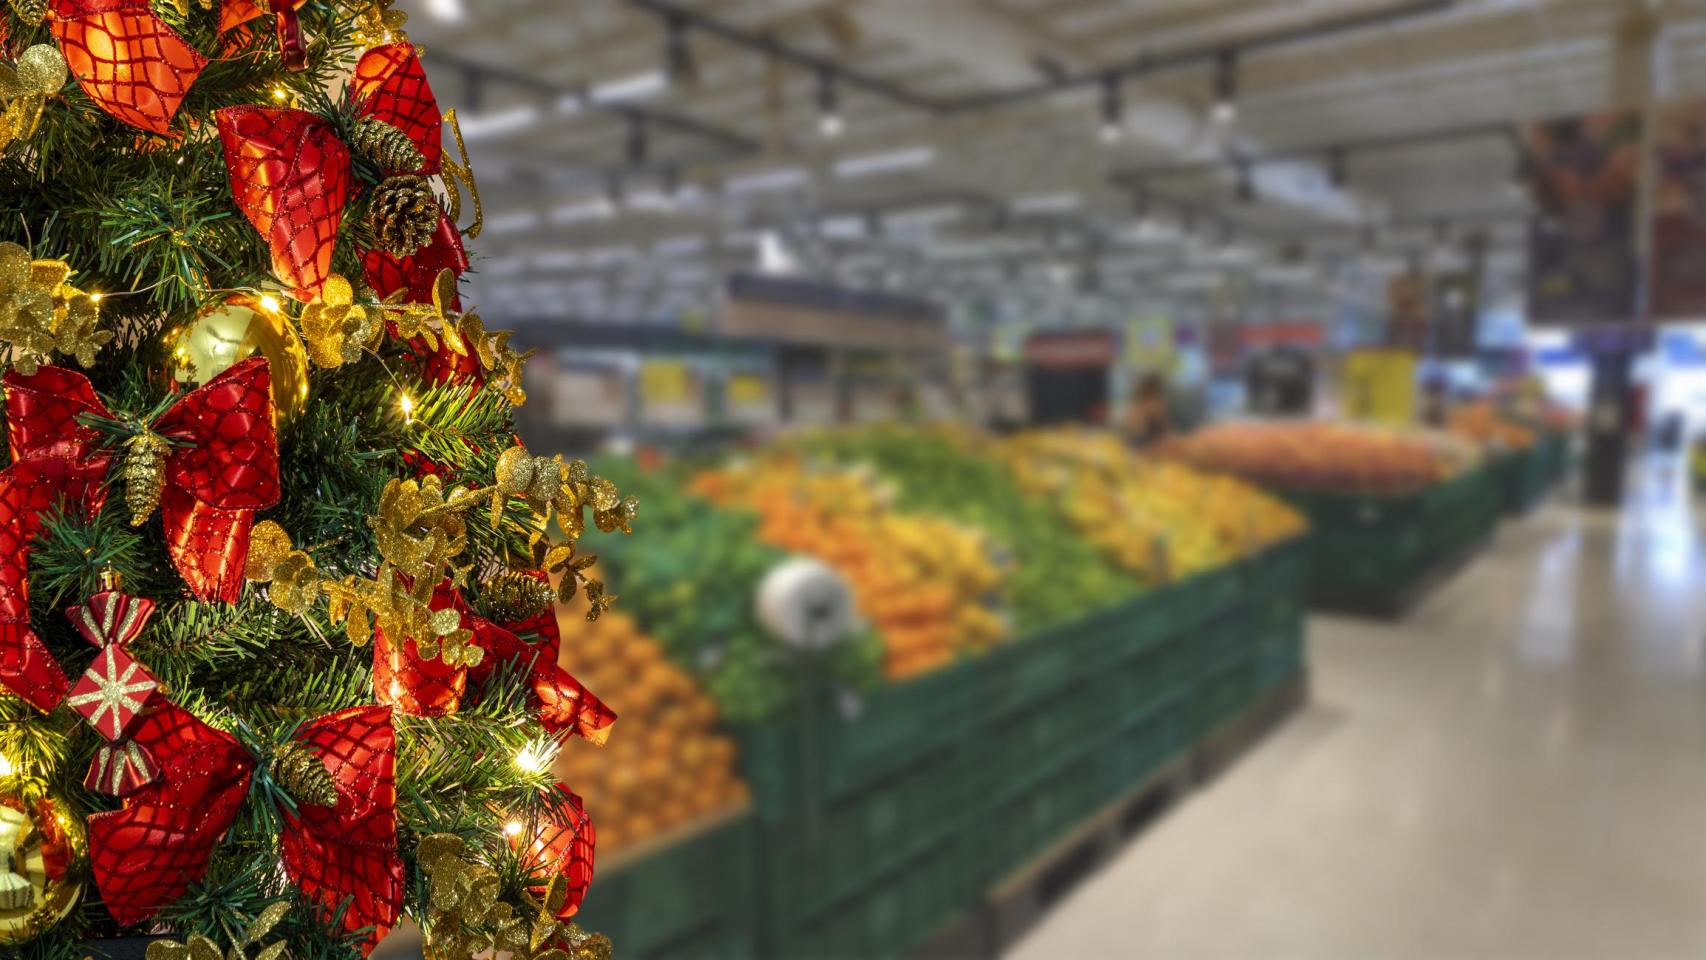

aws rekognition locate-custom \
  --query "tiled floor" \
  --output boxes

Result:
[1010,460,1706,959]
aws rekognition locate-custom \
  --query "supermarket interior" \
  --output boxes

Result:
[338,0,1704,957]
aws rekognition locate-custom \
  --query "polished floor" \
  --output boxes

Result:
[1010,458,1706,959]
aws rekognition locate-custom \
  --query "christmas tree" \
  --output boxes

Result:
[0,1,631,956]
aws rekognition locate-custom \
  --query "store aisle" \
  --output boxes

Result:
[1008,462,1706,959]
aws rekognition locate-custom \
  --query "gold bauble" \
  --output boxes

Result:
[0,785,87,945]
[164,295,310,427]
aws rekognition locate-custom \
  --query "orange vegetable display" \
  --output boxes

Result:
[1160,421,1456,495]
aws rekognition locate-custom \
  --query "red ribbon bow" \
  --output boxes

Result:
[218,0,309,71]
[89,702,404,953]
[215,106,353,302]
[49,0,208,135]
[0,358,280,712]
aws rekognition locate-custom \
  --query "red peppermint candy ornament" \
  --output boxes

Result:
[67,645,157,741]
[215,106,353,302]
[48,0,207,134]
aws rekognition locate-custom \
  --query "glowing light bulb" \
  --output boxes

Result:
[515,741,555,774]
[259,294,282,313]
[399,393,415,424]
[272,86,288,101]
[505,820,524,838]
[0,754,13,777]
[88,293,104,303]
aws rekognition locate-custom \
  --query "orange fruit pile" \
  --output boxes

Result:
[553,602,749,857]
[690,457,1008,682]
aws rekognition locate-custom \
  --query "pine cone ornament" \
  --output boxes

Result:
[270,740,339,809]
[123,431,171,526]
[481,571,555,624]
[6,0,48,26]
[368,175,440,257]
[351,115,425,174]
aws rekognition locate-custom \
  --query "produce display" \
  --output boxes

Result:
[1449,401,1537,450]
[991,430,1307,582]
[583,458,881,722]
[1160,421,1459,495]
[690,456,1011,681]
[553,597,750,857]
[795,426,1137,631]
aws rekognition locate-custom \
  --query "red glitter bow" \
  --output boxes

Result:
[372,578,473,718]
[48,0,207,134]
[469,598,617,745]
[215,106,353,302]
[0,359,279,711]
[89,702,403,953]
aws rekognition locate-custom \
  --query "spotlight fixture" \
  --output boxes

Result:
[1099,72,1124,145]
[817,67,843,138]
[1211,49,1238,125]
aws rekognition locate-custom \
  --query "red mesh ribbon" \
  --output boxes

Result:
[0,367,113,711]
[215,106,352,302]
[48,0,207,134]
[351,43,442,175]
[517,784,596,920]
[278,705,404,952]
[89,703,402,953]
[87,701,253,926]
[373,580,469,717]
[467,597,616,745]
[0,359,277,712]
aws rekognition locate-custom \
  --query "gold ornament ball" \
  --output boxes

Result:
[0,785,87,945]
[164,295,310,427]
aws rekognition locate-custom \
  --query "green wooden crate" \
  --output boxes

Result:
[763,834,971,960]
[575,808,758,960]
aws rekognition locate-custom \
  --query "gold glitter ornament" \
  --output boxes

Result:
[121,431,171,527]
[298,274,379,369]
[0,242,109,376]
[0,786,87,946]
[368,174,440,257]
[350,115,425,174]
[350,0,408,46]
[245,520,325,616]
[145,900,290,960]
[418,836,585,960]
[162,294,310,428]
[269,740,338,809]
[0,44,67,155]
[3,0,47,27]
[369,475,473,581]
[478,570,555,623]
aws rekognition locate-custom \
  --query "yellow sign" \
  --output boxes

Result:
[1126,315,1176,372]
[640,360,692,405]
[1341,349,1417,426]
[727,373,770,407]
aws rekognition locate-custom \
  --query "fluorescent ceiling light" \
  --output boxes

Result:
[424,0,464,22]
[590,70,669,105]
[583,245,638,265]
[484,211,541,236]
[483,258,528,277]
[550,197,615,224]
[653,235,706,257]
[531,250,583,270]
[726,167,810,195]
[833,146,936,179]
[1010,193,1081,215]
[819,215,866,239]
[457,105,540,141]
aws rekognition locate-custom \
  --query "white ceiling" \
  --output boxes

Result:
[398,0,1706,326]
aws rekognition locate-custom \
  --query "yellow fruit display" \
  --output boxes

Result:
[552,603,750,857]
[991,430,1306,584]
[689,456,1011,682]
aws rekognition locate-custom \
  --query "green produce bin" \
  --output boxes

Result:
[1285,464,1500,616]
[1497,445,1552,515]
[736,535,1312,959]
[575,807,758,960]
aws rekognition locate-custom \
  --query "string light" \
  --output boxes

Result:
[399,392,415,424]
[0,753,13,777]
[272,86,288,102]
[258,294,282,313]
[88,293,104,303]
[505,820,524,838]
[515,740,556,774]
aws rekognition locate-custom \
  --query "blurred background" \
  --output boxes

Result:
[376,1,1706,957]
